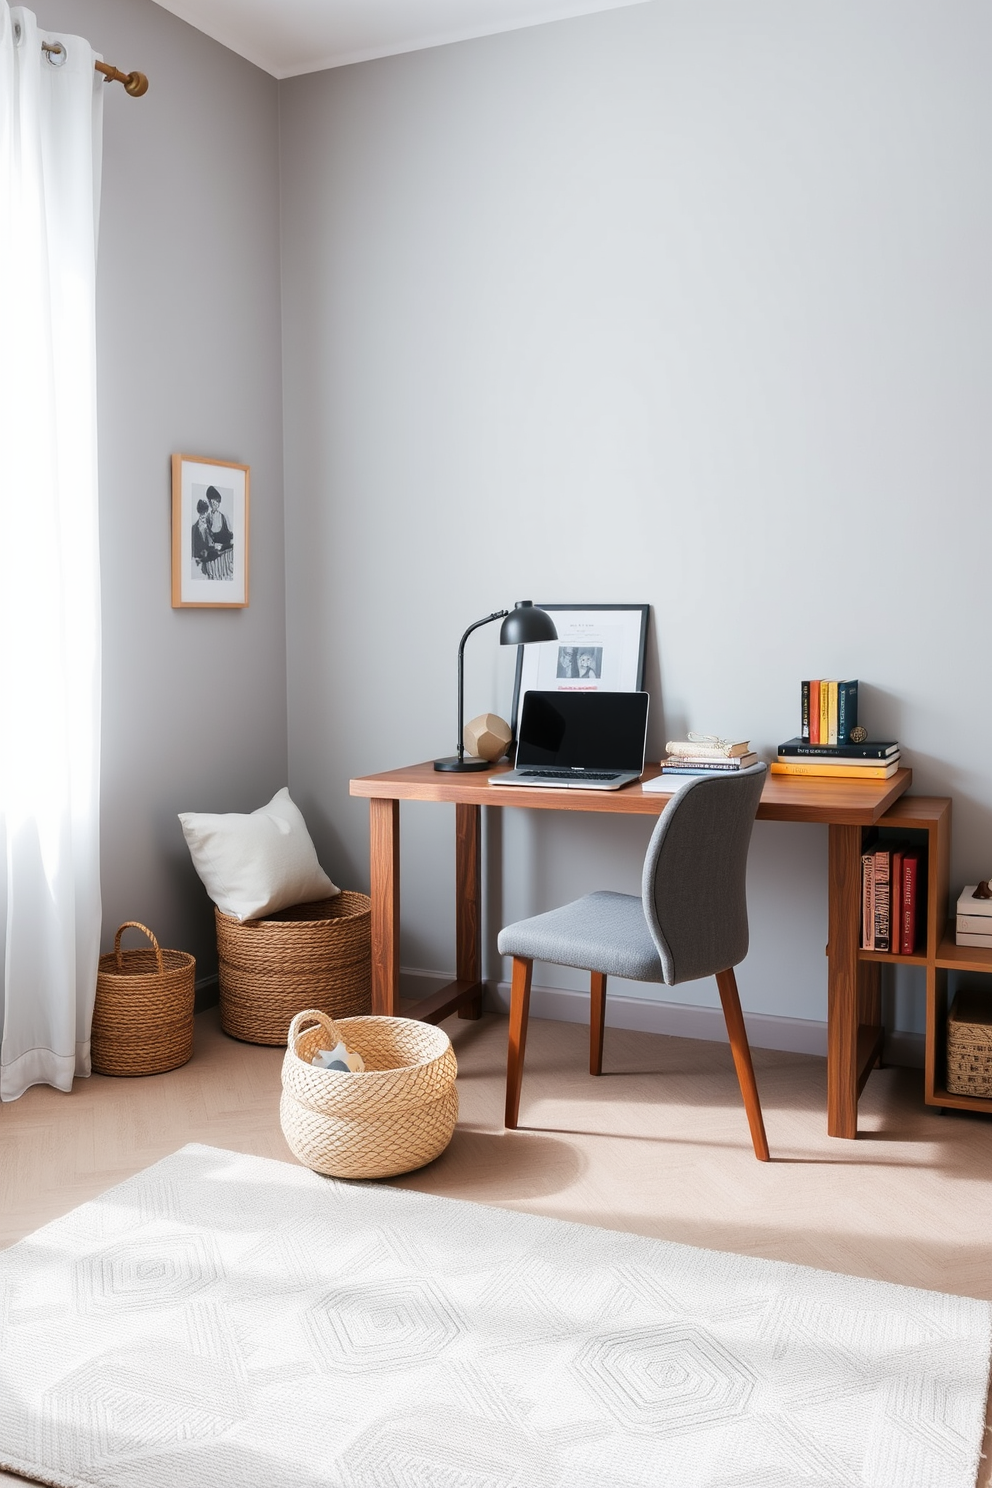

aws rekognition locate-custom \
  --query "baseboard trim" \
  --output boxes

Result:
[194,973,219,1014]
[399,967,925,1069]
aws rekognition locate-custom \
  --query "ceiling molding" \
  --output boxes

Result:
[150,0,651,79]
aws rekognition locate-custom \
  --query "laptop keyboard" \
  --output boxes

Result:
[518,769,623,781]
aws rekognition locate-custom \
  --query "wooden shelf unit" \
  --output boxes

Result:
[854,796,992,1114]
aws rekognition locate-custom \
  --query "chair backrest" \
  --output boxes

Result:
[641,763,767,985]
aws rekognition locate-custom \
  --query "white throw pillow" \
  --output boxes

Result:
[178,787,340,921]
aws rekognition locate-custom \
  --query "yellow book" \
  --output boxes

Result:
[827,681,838,746]
[818,681,830,746]
[772,759,898,780]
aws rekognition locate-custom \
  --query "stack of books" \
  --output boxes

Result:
[861,841,922,953]
[956,886,992,949]
[771,738,902,781]
[802,679,859,745]
[659,739,758,776]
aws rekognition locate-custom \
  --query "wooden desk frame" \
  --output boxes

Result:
[351,762,914,1139]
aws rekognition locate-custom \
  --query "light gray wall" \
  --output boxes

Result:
[43,0,288,977]
[280,0,992,1036]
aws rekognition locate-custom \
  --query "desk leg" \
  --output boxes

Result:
[827,823,863,1138]
[369,796,400,1016]
[456,803,483,1019]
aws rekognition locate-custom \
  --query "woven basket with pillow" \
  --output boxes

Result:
[179,788,371,1045]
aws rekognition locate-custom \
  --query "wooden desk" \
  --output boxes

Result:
[350,761,913,1139]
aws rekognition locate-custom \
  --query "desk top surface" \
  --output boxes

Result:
[350,761,913,825]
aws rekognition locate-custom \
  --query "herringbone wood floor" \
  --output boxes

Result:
[2,1007,991,1484]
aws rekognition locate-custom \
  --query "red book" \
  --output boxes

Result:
[810,680,821,745]
[891,848,904,953]
[900,850,921,954]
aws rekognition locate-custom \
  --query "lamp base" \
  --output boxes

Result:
[434,755,491,772]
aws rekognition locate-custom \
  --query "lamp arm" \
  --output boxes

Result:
[455,611,508,761]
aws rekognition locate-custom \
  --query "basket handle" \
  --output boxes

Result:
[287,1008,341,1052]
[114,922,164,976]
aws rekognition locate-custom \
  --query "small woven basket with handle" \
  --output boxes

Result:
[280,1008,458,1179]
[92,922,196,1077]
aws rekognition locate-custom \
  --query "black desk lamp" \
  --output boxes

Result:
[434,600,558,772]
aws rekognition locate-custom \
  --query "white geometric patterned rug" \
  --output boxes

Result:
[0,1145,988,1488]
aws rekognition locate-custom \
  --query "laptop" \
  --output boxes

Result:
[492,690,649,791]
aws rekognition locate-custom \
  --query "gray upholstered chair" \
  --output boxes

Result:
[497,763,770,1161]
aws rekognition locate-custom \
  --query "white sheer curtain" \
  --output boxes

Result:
[0,5,103,1099]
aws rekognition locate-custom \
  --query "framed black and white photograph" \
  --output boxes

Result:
[512,604,650,730]
[171,454,249,608]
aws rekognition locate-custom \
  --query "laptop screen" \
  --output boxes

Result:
[516,691,649,771]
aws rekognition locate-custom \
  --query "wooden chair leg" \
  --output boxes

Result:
[590,971,607,1075]
[715,968,770,1162]
[505,957,534,1129]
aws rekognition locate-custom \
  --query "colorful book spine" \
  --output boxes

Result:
[662,757,757,773]
[861,847,876,950]
[801,682,810,741]
[900,851,920,954]
[873,848,891,952]
[770,760,896,780]
[837,680,859,744]
[891,848,904,954]
[777,738,897,760]
[809,681,820,745]
[827,681,838,747]
[819,683,830,748]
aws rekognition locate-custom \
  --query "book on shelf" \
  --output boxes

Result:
[861,843,875,950]
[809,681,820,744]
[771,759,899,780]
[819,683,830,749]
[775,753,900,771]
[873,848,891,952]
[800,678,859,745]
[860,843,922,952]
[956,932,992,948]
[837,680,858,744]
[660,753,759,774]
[665,739,751,759]
[777,737,898,760]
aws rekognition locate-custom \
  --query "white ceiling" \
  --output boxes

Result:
[149,0,650,78]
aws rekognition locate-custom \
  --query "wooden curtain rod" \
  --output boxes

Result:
[41,39,148,96]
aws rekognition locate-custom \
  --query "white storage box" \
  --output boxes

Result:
[956,886,992,947]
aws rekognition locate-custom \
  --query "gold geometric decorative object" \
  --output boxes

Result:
[463,713,512,763]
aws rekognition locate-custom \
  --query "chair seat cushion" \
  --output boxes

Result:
[497,891,664,982]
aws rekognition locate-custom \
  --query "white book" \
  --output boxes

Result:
[776,753,901,769]
[666,739,751,759]
[955,931,992,948]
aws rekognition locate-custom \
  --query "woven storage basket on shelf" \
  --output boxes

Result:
[92,922,195,1077]
[946,990,992,1097]
[280,1008,458,1179]
[216,891,371,1046]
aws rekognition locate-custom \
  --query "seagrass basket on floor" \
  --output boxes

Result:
[92,922,195,1077]
[280,1008,458,1179]
[216,891,372,1045]
[946,990,992,1097]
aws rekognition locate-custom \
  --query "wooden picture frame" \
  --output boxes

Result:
[511,603,650,735]
[171,454,250,608]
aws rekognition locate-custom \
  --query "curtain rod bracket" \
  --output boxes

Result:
[41,39,148,96]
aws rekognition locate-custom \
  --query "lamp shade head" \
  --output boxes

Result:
[499,600,557,646]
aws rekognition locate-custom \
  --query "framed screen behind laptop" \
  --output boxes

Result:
[510,604,649,739]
